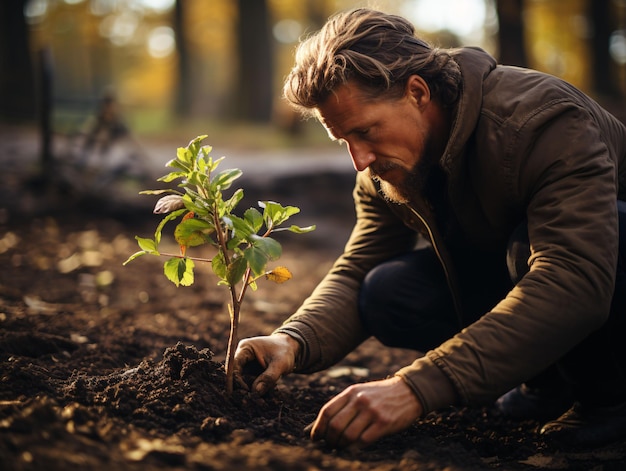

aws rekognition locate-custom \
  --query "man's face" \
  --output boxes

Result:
[316,80,438,203]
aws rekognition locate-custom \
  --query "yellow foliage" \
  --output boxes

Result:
[524,0,591,90]
[265,266,292,284]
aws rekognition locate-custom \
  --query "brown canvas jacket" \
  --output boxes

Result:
[275,47,626,414]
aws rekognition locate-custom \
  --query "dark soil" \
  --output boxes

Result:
[2,145,626,470]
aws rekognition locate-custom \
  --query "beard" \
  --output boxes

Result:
[370,163,412,204]
[370,150,439,204]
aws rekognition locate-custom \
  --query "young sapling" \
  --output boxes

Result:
[124,135,315,395]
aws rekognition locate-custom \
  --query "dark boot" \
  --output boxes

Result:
[496,383,573,421]
[540,401,626,448]
[495,365,573,420]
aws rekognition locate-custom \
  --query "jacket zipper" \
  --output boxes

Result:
[408,206,463,326]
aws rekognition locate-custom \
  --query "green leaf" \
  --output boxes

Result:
[224,188,244,214]
[259,201,301,227]
[243,245,269,276]
[139,189,183,196]
[199,144,212,159]
[226,234,245,250]
[211,168,242,191]
[224,214,254,240]
[183,188,204,205]
[164,257,195,287]
[158,171,187,183]
[123,251,148,265]
[207,155,225,172]
[187,170,209,188]
[226,256,248,286]
[155,209,186,246]
[273,224,317,234]
[185,201,210,219]
[136,236,158,254]
[251,235,282,260]
[165,158,191,172]
[243,236,282,276]
[174,218,214,248]
[197,155,207,174]
[211,251,227,282]
[244,208,263,233]
[186,135,208,158]
[176,146,191,159]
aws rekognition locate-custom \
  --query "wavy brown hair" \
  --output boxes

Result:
[283,8,461,115]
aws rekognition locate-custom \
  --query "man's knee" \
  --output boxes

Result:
[359,249,447,321]
[358,249,456,351]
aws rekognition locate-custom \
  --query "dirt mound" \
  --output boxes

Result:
[57,342,311,442]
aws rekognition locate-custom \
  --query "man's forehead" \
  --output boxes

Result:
[315,85,361,139]
[316,109,349,142]
[315,110,340,141]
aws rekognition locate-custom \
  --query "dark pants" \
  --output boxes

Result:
[359,201,626,405]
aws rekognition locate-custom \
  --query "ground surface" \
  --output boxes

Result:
[2,129,626,470]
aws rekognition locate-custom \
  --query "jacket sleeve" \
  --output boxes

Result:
[398,104,620,412]
[274,172,419,373]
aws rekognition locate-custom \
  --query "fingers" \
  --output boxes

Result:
[308,377,423,449]
[337,409,374,448]
[233,340,263,374]
[308,399,375,449]
[233,335,298,396]
[233,341,269,394]
[323,405,373,448]
[311,387,371,448]
[251,371,278,396]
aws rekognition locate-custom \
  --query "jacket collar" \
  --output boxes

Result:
[441,47,497,172]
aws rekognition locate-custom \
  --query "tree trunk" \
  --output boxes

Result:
[173,0,192,117]
[234,0,274,122]
[495,0,528,67]
[588,0,618,97]
[0,0,37,121]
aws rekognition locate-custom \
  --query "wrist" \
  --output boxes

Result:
[394,374,424,419]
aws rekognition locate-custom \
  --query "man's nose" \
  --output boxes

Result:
[347,143,375,172]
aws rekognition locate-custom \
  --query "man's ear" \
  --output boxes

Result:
[405,75,431,108]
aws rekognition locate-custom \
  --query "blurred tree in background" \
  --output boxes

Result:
[0,0,624,136]
[234,0,272,122]
[495,0,527,67]
[0,0,37,122]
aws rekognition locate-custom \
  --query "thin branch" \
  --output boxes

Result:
[237,266,253,304]
[157,252,213,263]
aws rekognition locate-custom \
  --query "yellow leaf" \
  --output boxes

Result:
[265,266,292,284]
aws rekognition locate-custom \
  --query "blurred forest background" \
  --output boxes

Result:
[0,0,625,152]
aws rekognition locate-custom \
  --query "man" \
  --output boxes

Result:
[234,8,626,449]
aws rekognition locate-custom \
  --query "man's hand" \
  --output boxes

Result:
[234,333,300,396]
[309,376,423,448]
